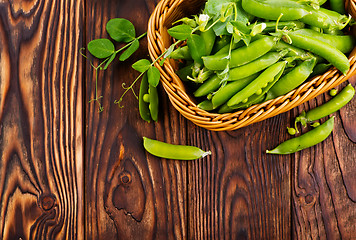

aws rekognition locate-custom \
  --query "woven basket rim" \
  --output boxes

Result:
[147,0,356,131]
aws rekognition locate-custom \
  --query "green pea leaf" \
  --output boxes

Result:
[106,18,136,43]
[103,52,117,70]
[132,59,151,72]
[205,0,233,16]
[119,39,139,61]
[167,24,192,40]
[250,23,267,36]
[220,3,234,22]
[210,17,227,35]
[172,17,197,28]
[230,20,250,34]
[187,34,206,65]
[205,0,250,23]
[87,39,115,59]
[226,22,234,34]
[147,66,160,87]
[241,35,251,46]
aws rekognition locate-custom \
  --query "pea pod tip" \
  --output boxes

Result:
[202,150,212,158]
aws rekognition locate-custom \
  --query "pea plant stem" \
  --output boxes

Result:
[82,32,147,112]
[115,32,147,54]
[115,39,182,107]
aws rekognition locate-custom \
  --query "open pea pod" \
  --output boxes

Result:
[138,72,159,122]
[149,84,159,122]
[139,73,152,122]
[265,57,316,100]
[219,61,286,113]
[227,61,287,107]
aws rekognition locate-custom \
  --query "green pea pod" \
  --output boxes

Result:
[211,35,231,54]
[218,103,234,114]
[297,84,355,125]
[202,36,277,71]
[187,34,206,65]
[213,40,246,56]
[266,116,335,154]
[232,61,287,109]
[143,137,211,160]
[176,63,193,82]
[309,63,332,78]
[287,31,350,75]
[266,57,316,100]
[259,21,305,32]
[293,29,355,53]
[169,46,192,60]
[227,50,288,80]
[273,41,308,57]
[200,27,216,56]
[193,75,221,98]
[211,73,259,109]
[324,28,344,35]
[139,73,151,122]
[149,84,159,122]
[241,0,311,21]
[330,0,346,14]
[225,61,286,111]
[227,61,286,107]
[300,7,350,30]
[197,100,214,111]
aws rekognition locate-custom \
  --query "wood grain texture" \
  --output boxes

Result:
[2,0,355,239]
[0,0,84,239]
[188,115,292,240]
[85,0,187,239]
[292,79,356,240]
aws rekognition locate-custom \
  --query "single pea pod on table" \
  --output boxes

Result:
[266,116,335,154]
[295,84,355,127]
[143,137,211,160]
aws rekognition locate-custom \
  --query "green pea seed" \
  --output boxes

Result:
[255,89,263,95]
[329,89,338,96]
[287,127,296,135]
[311,122,321,128]
[143,94,150,103]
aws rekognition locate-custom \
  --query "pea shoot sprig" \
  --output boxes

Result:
[82,14,210,111]
[82,18,146,111]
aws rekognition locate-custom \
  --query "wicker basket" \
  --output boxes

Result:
[147,0,356,131]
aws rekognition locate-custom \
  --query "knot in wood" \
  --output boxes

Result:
[305,194,314,204]
[119,171,132,185]
[40,195,56,211]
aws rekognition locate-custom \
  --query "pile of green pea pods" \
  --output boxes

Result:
[169,0,355,114]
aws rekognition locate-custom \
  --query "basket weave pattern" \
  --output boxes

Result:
[148,0,356,131]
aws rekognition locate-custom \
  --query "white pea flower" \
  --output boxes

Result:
[198,14,210,31]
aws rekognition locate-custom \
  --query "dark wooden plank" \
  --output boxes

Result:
[85,0,187,238]
[0,0,84,239]
[292,80,356,240]
[188,116,292,239]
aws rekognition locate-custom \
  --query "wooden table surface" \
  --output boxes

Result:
[1,0,355,239]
